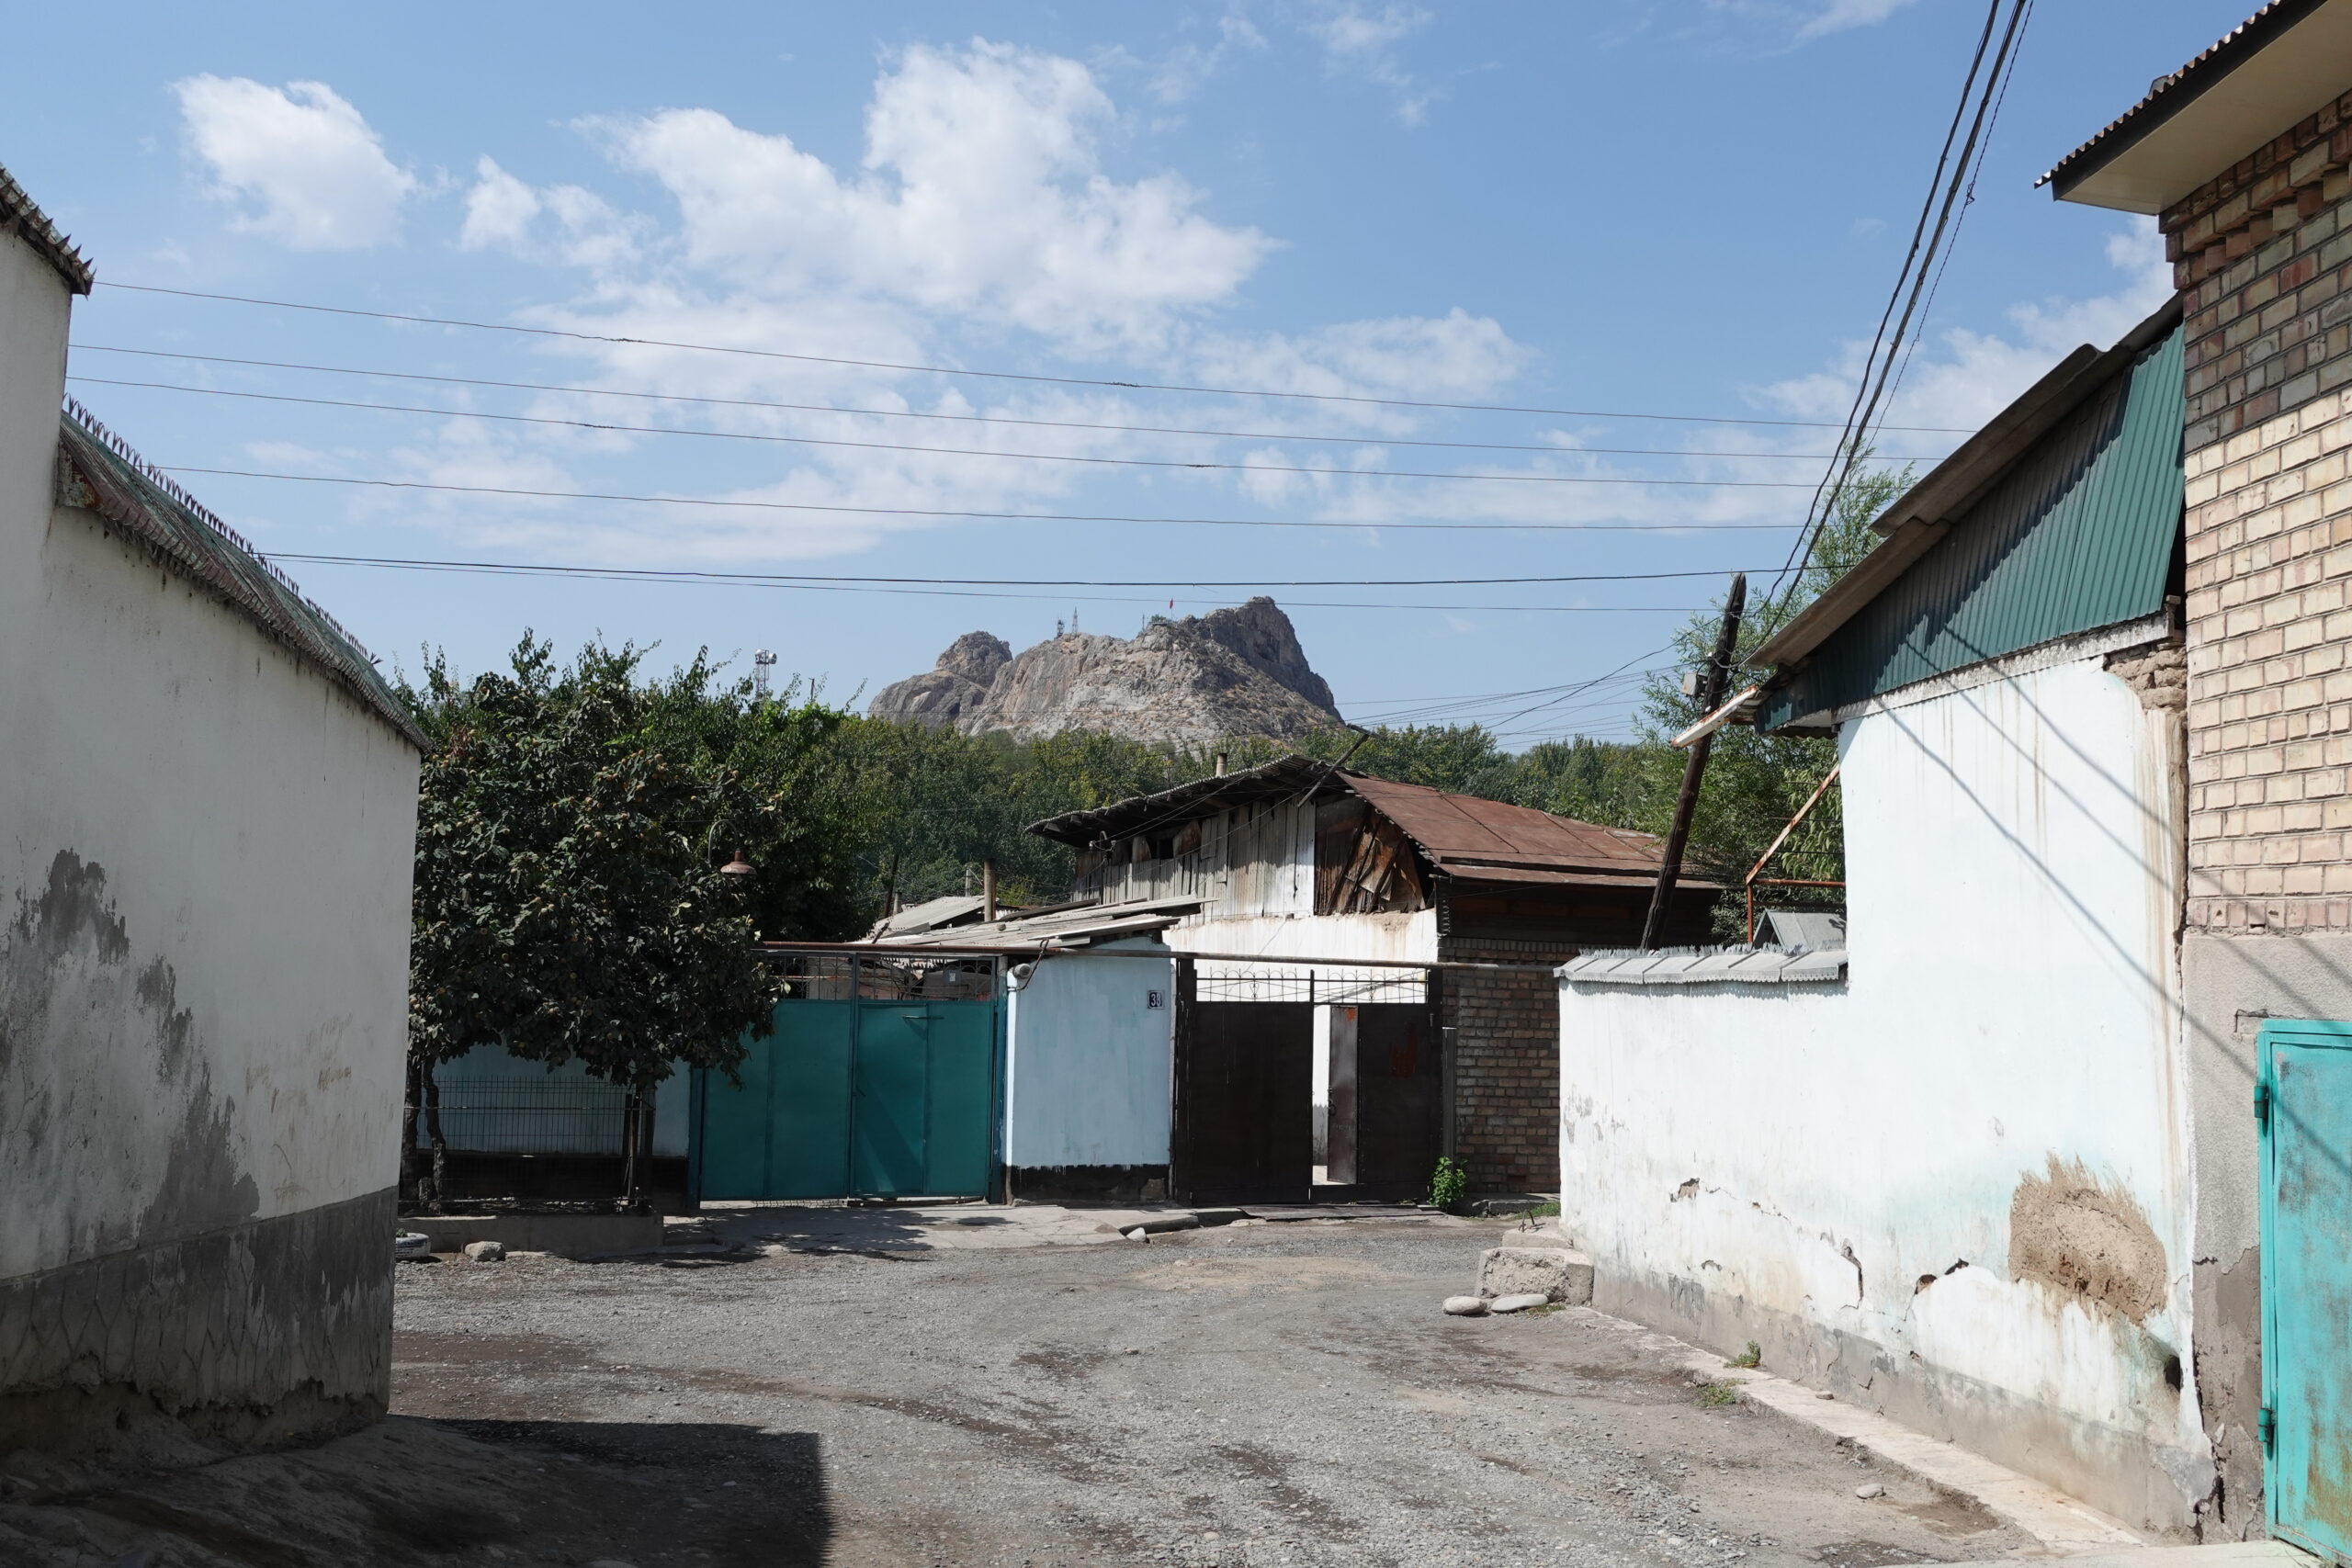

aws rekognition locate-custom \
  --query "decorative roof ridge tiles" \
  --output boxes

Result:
[59,401,424,749]
[0,162,95,295]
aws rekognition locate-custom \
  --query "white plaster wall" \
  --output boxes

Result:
[1167,908,1439,964]
[1004,942,1174,1169]
[1558,655,2202,1527]
[1,459,420,1278]
[0,237,71,780]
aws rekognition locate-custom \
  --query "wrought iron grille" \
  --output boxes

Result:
[1193,963,1426,1005]
[423,1077,631,1156]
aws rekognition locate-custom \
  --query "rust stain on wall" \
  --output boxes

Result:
[2009,1156,2168,1324]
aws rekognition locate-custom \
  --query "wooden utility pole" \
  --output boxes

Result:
[1641,572,1747,950]
[981,859,998,923]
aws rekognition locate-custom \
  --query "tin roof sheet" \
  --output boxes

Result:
[1558,944,1848,987]
[1028,755,1713,891]
[59,402,424,749]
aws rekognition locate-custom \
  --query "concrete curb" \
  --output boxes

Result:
[1570,1307,2148,1556]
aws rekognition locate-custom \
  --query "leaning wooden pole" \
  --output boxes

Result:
[1641,572,1747,950]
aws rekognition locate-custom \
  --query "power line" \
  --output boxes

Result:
[144,463,1807,533]
[69,344,1955,464]
[1766,0,2031,610]
[250,552,1778,590]
[67,377,1820,489]
[261,552,1714,614]
[94,280,1981,434]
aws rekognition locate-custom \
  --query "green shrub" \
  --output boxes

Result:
[1428,1156,1468,1212]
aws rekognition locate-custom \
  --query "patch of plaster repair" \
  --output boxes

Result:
[2105,641,2187,713]
[2009,1156,2167,1324]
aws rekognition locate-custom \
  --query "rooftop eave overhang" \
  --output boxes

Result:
[2041,0,2350,214]
[1743,298,2182,700]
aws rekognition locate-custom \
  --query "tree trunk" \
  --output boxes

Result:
[422,1065,448,1213]
[622,1090,644,1213]
[400,1058,423,1208]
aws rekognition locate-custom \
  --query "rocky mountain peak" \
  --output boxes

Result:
[866,597,1342,748]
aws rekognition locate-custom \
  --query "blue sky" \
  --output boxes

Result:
[1,3,2237,742]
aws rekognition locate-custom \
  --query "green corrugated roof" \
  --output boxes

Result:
[1758,320,2184,731]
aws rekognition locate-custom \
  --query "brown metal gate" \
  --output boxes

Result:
[1170,962,1313,1205]
[1326,995,1442,1200]
[1170,960,1442,1206]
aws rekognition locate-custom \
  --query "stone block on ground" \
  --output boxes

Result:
[462,1240,505,1262]
[1442,1295,1487,1316]
[1477,1246,1594,1304]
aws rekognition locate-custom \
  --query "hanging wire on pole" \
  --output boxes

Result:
[1761,0,2034,616]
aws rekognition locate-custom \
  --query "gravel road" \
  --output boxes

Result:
[371,1213,2030,1568]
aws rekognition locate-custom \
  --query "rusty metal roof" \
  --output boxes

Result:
[1026,755,1333,846]
[1029,753,1710,890]
[59,401,424,749]
[1341,773,1701,888]
[0,162,94,294]
[2038,0,2329,201]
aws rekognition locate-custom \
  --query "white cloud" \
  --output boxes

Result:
[1760,218,2175,447]
[459,157,539,251]
[593,40,1272,352]
[1797,0,1917,38]
[1306,5,1439,125]
[382,39,1552,568]
[1150,12,1270,104]
[175,76,415,250]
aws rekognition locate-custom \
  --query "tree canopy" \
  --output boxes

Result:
[402,637,853,1096]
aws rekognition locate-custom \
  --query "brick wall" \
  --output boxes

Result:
[1441,936,1566,1193]
[2167,90,2352,932]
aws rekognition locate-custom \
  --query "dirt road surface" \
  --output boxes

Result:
[4,1213,2040,1567]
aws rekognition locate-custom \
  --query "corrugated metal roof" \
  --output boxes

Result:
[0,162,94,295]
[1757,315,2184,731]
[1559,944,1847,987]
[59,402,425,749]
[875,894,1203,950]
[2038,0,2326,197]
[1340,773,1690,884]
[1027,755,1713,891]
[1028,755,1330,846]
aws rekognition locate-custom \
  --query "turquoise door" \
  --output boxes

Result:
[2259,1019,2352,1557]
[696,992,999,1201]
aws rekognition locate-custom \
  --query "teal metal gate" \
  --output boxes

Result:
[2259,1018,2352,1558]
[693,964,1001,1201]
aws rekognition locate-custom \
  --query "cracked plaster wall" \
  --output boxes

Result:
[1558,655,2206,1533]
[0,228,419,1448]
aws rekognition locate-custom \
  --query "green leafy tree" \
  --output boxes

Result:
[1624,461,1916,938]
[401,637,818,1207]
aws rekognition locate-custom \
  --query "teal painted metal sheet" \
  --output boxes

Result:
[695,999,854,1200]
[2259,1018,2352,1559]
[852,1005,932,1195]
[1761,322,2184,730]
[922,1001,998,1198]
[695,994,998,1201]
